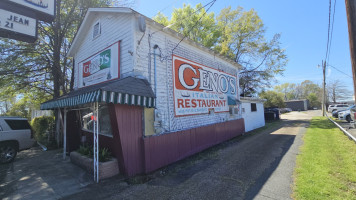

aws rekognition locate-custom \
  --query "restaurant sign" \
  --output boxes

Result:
[78,41,120,88]
[173,55,238,116]
[0,9,37,42]
[6,0,56,22]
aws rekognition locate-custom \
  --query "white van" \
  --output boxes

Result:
[328,104,349,113]
[0,117,35,163]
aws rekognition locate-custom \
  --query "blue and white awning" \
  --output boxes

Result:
[41,77,155,110]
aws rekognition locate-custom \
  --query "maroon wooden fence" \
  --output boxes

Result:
[143,118,245,173]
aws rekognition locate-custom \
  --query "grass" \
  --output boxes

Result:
[293,117,356,200]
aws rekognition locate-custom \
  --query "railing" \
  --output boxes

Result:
[325,112,356,143]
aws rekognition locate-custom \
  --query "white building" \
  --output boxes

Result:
[241,97,266,132]
[41,8,265,176]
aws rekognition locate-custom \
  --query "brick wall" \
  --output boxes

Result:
[134,22,242,133]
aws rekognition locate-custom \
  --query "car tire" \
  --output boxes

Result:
[0,143,17,164]
[346,115,351,123]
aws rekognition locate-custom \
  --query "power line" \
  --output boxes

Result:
[328,64,353,78]
[325,0,332,61]
[327,0,337,63]
[171,0,217,53]
[151,0,181,18]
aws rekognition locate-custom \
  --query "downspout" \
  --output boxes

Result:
[153,45,161,132]
[153,45,158,98]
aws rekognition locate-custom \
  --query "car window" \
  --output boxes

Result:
[5,119,31,130]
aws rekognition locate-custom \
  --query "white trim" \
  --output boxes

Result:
[92,19,101,40]
[63,108,67,160]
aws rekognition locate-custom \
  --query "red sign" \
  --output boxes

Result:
[172,55,238,116]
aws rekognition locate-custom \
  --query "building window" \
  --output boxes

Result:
[93,21,101,39]
[251,103,257,112]
[80,104,112,137]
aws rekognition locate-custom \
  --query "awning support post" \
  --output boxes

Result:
[63,108,67,160]
[93,102,99,183]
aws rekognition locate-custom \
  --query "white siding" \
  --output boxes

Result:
[73,13,135,89]
[241,102,265,132]
[71,11,246,134]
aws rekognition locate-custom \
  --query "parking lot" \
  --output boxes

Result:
[0,147,94,200]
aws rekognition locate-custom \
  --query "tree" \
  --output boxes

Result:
[153,3,220,48]
[274,83,297,100]
[153,12,170,26]
[153,5,287,96]
[307,93,321,108]
[0,0,113,100]
[259,91,285,108]
[327,80,352,103]
[0,0,119,146]
[215,7,287,96]
[299,80,321,99]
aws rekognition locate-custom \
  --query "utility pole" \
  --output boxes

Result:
[345,0,356,105]
[322,60,326,116]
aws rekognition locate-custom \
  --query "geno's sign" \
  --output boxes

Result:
[78,41,120,88]
[172,55,238,116]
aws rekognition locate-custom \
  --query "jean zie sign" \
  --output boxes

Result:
[173,55,238,116]
[78,41,120,88]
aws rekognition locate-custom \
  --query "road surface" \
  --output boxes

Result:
[64,110,320,200]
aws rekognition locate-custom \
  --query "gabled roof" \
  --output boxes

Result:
[67,7,241,69]
[68,7,132,56]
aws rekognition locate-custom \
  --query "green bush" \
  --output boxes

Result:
[31,116,55,143]
[77,144,112,162]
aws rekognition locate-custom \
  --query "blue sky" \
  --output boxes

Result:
[135,0,353,93]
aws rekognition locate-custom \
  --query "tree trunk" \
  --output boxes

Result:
[53,0,62,147]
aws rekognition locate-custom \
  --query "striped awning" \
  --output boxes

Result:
[228,96,240,106]
[40,77,155,110]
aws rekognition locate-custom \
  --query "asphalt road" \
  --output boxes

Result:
[64,111,320,200]
[0,111,320,200]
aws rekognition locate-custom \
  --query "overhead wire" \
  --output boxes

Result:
[327,0,337,63]
[151,0,181,18]
[328,64,353,78]
[325,0,332,62]
[151,0,217,35]
[171,0,217,54]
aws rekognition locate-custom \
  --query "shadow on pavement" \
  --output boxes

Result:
[2,116,309,200]
[64,119,303,200]
[0,148,93,200]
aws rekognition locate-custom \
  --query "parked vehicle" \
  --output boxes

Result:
[264,108,280,120]
[328,105,335,112]
[279,108,292,113]
[328,104,349,113]
[338,105,355,122]
[332,110,342,118]
[349,106,356,123]
[0,117,34,163]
